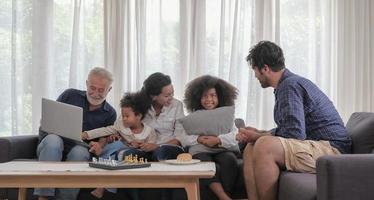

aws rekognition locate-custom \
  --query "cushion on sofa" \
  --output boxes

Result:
[346,112,374,153]
[178,106,235,136]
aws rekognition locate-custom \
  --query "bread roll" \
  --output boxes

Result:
[176,153,192,162]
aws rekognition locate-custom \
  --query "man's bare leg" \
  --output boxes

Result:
[252,136,285,200]
[243,143,258,200]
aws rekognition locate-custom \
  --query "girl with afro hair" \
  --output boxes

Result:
[178,75,240,200]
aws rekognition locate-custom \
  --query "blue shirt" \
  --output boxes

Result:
[272,69,351,154]
[57,89,117,131]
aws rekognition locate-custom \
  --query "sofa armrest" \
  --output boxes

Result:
[0,135,39,163]
[317,154,374,200]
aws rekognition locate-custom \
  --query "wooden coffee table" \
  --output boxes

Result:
[0,161,215,200]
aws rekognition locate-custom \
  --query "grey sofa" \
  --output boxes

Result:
[0,119,247,200]
[1,112,374,200]
[278,112,374,200]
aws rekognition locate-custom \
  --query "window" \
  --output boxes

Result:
[0,0,104,136]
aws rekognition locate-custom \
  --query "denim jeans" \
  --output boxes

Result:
[100,140,128,159]
[33,134,90,199]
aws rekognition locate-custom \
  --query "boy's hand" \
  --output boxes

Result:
[81,132,89,140]
[89,141,103,156]
[107,133,121,143]
[129,141,141,148]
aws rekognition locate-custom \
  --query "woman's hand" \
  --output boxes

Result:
[139,142,159,152]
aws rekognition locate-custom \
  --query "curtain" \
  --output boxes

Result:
[0,0,104,136]
[248,0,280,129]
[335,0,374,122]
[104,0,255,125]
[104,0,148,108]
[279,0,374,123]
[1,0,373,136]
[103,0,374,130]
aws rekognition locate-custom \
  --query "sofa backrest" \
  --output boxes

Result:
[346,112,374,153]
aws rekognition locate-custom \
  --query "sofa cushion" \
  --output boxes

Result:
[278,172,316,200]
[346,112,374,153]
[178,106,234,136]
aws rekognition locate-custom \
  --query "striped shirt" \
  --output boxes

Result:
[272,69,351,154]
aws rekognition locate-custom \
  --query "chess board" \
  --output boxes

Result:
[89,157,151,170]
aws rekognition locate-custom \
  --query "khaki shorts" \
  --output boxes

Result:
[278,137,340,173]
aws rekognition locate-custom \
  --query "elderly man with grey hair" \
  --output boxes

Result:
[34,67,117,200]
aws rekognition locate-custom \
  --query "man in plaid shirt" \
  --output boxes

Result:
[237,41,351,200]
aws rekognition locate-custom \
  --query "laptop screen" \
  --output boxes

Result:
[41,98,83,142]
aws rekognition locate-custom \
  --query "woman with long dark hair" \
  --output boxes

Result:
[140,72,185,161]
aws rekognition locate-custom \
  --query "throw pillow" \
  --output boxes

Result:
[178,106,235,136]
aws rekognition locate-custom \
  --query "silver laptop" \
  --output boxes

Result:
[41,98,88,147]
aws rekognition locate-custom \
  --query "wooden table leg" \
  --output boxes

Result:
[185,179,200,200]
[18,188,27,200]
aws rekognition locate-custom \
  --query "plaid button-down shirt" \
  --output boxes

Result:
[272,69,351,154]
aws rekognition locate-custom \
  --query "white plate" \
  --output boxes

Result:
[164,159,201,165]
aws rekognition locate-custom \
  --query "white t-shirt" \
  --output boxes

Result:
[86,119,157,144]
